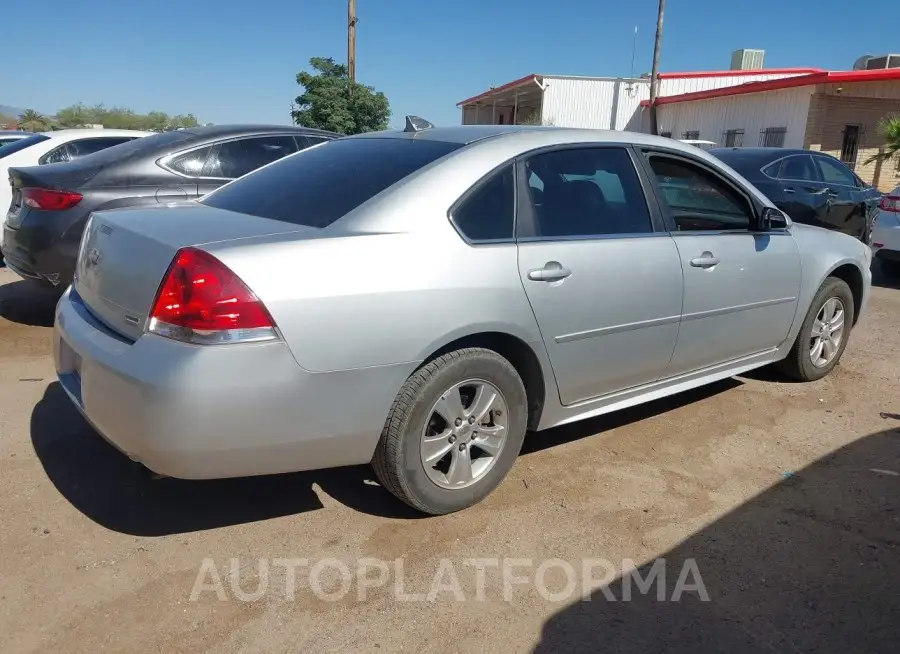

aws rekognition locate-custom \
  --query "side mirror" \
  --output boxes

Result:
[758,206,790,230]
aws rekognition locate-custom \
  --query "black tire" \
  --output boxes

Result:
[372,347,528,515]
[880,258,900,278]
[777,276,854,382]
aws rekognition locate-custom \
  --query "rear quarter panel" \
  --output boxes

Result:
[207,229,546,373]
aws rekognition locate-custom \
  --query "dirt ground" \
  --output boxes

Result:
[0,266,898,653]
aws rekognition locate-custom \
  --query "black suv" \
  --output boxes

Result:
[2,124,339,288]
[709,147,881,243]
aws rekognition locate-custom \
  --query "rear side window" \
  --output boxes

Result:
[298,135,330,149]
[451,165,515,242]
[201,137,463,228]
[202,135,299,179]
[777,155,817,181]
[168,146,213,176]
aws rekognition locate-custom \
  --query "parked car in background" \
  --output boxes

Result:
[871,184,900,276]
[52,123,871,515]
[709,147,881,243]
[0,130,33,148]
[2,124,339,288]
[0,129,151,231]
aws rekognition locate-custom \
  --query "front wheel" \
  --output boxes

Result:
[777,277,854,382]
[372,348,528,515]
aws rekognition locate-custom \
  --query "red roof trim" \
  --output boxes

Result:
[658,67,824,79]
[651,68,900,106]
[457,73,541,107]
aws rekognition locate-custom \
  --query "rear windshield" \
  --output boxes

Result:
[200,137,464,228]
[0,134,49,159]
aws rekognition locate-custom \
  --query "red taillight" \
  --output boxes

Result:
[22,187,83,211]
[880,195,900,212]
[147,247,278,345]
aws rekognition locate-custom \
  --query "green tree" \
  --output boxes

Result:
[55,103,92,128]
[18,109,49,132]
[291,57,390,135]
[865,113,900,168]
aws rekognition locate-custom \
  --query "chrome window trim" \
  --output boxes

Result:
[759,153,820,184]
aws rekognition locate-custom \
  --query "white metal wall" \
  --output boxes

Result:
[540,77,650,130]
[658,72,813,96]
[657,86,814,148]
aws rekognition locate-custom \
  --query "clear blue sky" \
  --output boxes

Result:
[5,0,897,128]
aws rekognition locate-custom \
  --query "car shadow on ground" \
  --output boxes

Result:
[31,379,741,537]
[0,280,60,327]
[532,423,900,653]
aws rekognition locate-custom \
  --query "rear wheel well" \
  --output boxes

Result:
[828,264,864,325]
[424,333,546,430]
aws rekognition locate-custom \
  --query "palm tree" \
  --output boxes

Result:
[864,113,900,168]
[18,109,48,132]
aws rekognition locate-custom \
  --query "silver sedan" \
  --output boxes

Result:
[53,121,873,514]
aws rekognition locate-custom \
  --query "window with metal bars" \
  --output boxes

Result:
[840,125,861,169]
[722,129,744,147]
[759,127,787,148]
[682,130,699,140]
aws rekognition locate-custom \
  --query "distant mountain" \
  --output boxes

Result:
[0,104,26,118]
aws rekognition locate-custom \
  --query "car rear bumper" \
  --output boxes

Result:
[1,219,79,288]
[53,287,413,479]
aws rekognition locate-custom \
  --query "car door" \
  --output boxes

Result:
[515,145,684,406]
[768,154,830,229]
[640,149,801,376]
[198,134,300,196]
[814,155,867,239]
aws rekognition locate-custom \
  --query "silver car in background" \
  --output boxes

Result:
[53,121,872,515]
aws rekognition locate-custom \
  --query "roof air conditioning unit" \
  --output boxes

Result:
[857,54,900,70]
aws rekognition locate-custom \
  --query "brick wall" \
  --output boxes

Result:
[803,89,900,192]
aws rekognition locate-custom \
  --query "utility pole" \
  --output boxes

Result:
[648,0,665,135]
[347,0,357,83]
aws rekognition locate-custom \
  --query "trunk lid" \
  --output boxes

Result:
[74,203,311,341]
[7,164,103,227]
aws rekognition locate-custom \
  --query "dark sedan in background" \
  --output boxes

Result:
[710,147,881,243]
[2,124,339,289]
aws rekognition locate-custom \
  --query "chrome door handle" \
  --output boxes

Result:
[690,252,720,268]
[527,262,572,282]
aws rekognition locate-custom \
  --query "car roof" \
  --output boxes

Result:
[348,124,710,153]
[38,128,152,138]
[709,147,817,163]
[174,124,342,139]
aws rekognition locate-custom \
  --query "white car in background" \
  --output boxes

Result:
[872,184,900,277]
[0,129,151,229]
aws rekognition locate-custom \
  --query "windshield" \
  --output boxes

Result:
[201,137,464,228]
[0,134,50,159]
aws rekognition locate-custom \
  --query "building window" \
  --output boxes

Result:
[682,130,699,140]
[722,129,744,147]
[759,127,787,148]
[498,114,505,125]
[660,131,672,138]
[840,125,861,169]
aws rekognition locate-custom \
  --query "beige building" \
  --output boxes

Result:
[651,68,900,191]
